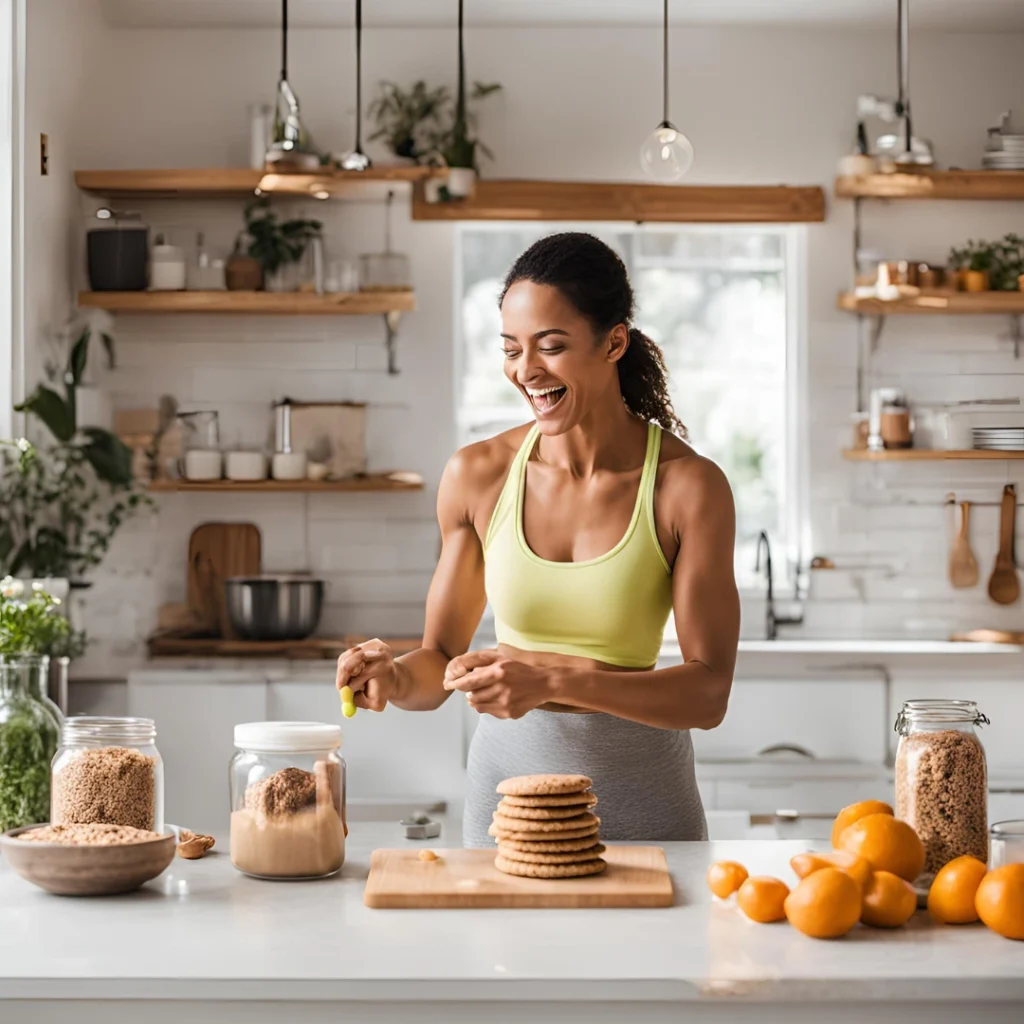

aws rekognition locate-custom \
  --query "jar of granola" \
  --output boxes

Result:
[229,722,346,880]
[895,700,989,890]
[51,717,163,833]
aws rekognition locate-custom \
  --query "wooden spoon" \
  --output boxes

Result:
[949,501,980,589]
[987,484,1020,605]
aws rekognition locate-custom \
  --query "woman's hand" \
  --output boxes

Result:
[443,650,556,720]
[335,639,399,712]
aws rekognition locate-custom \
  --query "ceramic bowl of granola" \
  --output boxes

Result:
[0,822,176,895]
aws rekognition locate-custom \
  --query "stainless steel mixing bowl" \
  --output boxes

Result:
[224,576,325,641]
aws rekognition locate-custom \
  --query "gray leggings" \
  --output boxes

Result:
[463,708,707,848]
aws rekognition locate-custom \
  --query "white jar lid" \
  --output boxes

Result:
[234,721,342,752]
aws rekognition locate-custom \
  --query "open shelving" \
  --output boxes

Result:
[837,292,1024,316]
[835,170,1024,201]
[77,290,415,316]
[842,449,1024,463]
[147,475,424,494]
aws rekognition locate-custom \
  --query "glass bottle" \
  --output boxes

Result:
[0,657,60,832]
[895,699,989,890]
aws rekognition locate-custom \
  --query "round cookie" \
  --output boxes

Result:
[496,801,594,821]
[501,793,597,810]
[496,774,593,797]
[498,842,606,865]
[497,833,605,853]
[488,823,600,843]
[491,811,599,834]
[495,855,607,879]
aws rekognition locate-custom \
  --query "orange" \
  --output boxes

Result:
[861,870,916,928]
[784,867,862,939]
[837,813,925,882]
[927,856,988,925]
[831,800,894,848]
[736,876,790,923]
[707,860,749,900]
[790,850,873,892]
[975,864,1024,940]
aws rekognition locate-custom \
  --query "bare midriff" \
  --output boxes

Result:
[496,643,652,714]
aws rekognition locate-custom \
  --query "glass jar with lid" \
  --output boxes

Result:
[895,699,989,889]
[229,721,346,880]
[51,717,164,833]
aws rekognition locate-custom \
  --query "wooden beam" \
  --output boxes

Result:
[412,180,826,223]
[842,449,1024,462]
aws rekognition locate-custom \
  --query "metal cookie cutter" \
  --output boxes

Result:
[400,811,441,840]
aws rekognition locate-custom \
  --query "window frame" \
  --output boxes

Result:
[452,220,809,592]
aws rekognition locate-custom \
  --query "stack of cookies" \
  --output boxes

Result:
[488,774,606,879]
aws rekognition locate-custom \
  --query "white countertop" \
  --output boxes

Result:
[3,822,1023,1006]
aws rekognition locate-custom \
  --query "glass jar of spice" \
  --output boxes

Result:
[895,700,989,889]
[229,722,346,880]
[51,717,164,833]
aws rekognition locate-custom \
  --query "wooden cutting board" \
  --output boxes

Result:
[186,522,262,638]
[364,846,674,909]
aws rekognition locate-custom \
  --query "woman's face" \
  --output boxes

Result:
[500,281,627,435]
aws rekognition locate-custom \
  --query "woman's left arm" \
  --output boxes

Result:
[445,457,741,730]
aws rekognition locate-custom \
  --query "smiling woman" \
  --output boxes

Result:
[337,231,740,849]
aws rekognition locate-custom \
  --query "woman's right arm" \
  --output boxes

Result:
[335,446,493,712]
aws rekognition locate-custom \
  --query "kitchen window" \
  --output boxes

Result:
[454,223,807,590]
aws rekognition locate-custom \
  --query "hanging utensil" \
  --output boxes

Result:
[949,501,980,589]
[987,485,1020,605]
[359,191,411,291]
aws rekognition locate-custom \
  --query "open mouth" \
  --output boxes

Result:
[525,385,567,415]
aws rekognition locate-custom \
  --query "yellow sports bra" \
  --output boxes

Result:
[483,422,673,669]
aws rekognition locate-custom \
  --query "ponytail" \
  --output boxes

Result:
[622,328,686,438]
[500,232,686,438]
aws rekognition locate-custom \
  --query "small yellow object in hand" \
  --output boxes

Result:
[340,686,356,718]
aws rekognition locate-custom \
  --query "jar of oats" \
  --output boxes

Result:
[51,717,163,833]
[229,722,346,880]
[895,700,989,889]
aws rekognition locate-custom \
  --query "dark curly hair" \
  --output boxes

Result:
[498,232,686,438]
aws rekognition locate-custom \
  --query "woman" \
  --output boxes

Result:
[336,232,740,847]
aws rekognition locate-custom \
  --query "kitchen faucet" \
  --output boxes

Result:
[754,530,804,641]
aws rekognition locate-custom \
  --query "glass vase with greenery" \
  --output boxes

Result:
[242,199,322,290]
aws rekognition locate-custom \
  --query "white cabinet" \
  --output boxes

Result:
[127,671,266,834]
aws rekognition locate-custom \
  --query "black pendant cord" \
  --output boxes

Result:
[456,0,466,129]
[662,0,669,126]
[281,0,288,80]
[897,0,912,154]
[354,0,364,151]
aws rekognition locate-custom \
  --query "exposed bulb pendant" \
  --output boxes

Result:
[640,0,693,181]
[266,0,318,170]
[341,0,372,171]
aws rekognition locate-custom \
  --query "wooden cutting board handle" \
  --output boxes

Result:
[949,501,980,589]
[987,484,1020,606]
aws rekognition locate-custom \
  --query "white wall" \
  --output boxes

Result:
[20,12,1024,675]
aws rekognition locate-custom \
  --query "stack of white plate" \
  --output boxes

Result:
[973,427,1024,451]
[982,136,1024,170]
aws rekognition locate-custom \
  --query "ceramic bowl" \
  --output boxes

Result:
[0,824,176,896]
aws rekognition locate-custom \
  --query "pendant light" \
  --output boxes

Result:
[340,0,372,170]
[265,0,319,171]
[639,0,694,182]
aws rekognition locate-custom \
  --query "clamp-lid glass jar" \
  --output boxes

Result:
[229,722,346,880]
[51,717,163,833]
[895,700,989,888]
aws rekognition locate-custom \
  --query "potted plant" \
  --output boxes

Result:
[993,233,1024,291]
[368,80,451,163]
[232,199,323,292]
[949,240,996,293]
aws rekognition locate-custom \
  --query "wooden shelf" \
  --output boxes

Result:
[75,166,444,200]
[78,290,415,315]
[147,474,424,494]
[843,449,1024,462]
[412,179,826,223]
[147,635,422,660]
[835,170,1024,201]
[837,291,1024,315]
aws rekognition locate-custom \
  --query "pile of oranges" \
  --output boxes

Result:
[706,799,1024,941]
